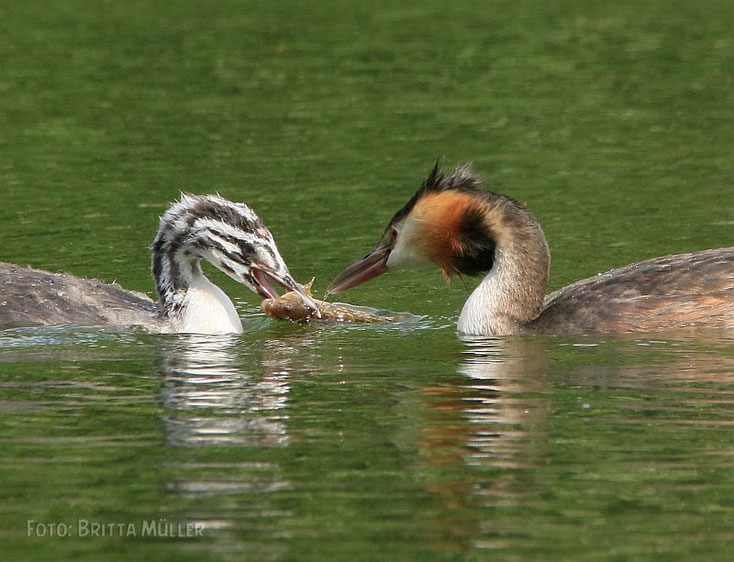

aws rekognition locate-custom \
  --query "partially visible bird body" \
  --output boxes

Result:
[328,161,734,336]
[0,263,166,331]
[0,194,317,334]
[529,247,734,334]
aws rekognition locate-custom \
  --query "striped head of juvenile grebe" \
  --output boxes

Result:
[150,193,318,320]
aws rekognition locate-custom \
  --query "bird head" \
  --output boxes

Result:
[152,193,319,314]
[328,161,498,293]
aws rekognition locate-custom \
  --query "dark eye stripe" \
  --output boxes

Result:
[201,239,244,265]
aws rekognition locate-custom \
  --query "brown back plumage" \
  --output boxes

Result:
[529,247,734,333]
[0,263,164,330]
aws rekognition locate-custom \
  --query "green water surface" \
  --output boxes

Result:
[1,1,733,560]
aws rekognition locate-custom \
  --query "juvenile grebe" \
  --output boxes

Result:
[328,162,734,335]
[0,194,318,334]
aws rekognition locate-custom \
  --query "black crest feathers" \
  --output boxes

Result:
[421,159,483,193]
[387,160,484,229]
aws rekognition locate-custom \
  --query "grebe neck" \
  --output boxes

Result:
[150,210,243,334]
[457,208,550,336]
[155,257,242,334]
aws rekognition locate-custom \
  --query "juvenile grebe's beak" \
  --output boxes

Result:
[252,267,321,317]
[327,246,391,294]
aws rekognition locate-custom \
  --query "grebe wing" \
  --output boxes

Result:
[529,247,734,334]
[0,263,165,331]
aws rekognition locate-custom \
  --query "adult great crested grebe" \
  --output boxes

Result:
[328,162,734,335]
[0,194,318,334]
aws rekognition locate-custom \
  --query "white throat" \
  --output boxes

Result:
[456,239,549,337]
[457,250,523,336]
[175,270,243,334]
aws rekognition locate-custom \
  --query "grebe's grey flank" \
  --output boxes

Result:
[0,194,318,334]
[328,162,734,335]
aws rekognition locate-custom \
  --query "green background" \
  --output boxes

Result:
[1,1,733,560]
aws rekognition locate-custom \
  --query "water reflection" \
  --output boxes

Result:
[418,336,552,551]
[457,336,549,469]
[418,332,734,554]
[151,326,734,557]
[553,334,734,389]
[154,330,558,553]
[157,334,291,447]
[155,332,324,551]
[419,336,549,469]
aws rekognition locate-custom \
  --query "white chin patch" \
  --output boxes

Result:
[387,217,433,269]
[387,237,432,269]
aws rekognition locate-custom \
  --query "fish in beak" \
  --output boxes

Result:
[252,266,321,318]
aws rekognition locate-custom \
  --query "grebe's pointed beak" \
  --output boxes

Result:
[327,246,391,294]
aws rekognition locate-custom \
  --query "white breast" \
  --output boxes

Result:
[176,271,243,334]
[457,251,524,336]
